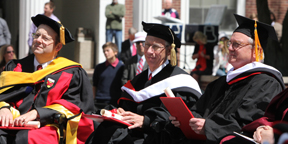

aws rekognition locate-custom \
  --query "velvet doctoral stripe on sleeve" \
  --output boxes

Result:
[0,56,95,144]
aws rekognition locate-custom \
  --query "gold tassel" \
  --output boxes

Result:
[168,29,177,66]
[254,20,263,62]
[58,21,66,45]
[170,44,177,66]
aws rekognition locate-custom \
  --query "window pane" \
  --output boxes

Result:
[190,0,201,7]
[219,9,237,31]
[189,8,209,24]
[189,0,237,31]
[202,0,217,6]
[189,8,202,24]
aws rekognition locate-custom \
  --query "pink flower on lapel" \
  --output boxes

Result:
[13,63,22,72]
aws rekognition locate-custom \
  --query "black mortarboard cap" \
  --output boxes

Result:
[142,21,181,48]
[31,14,74,45]
[233,14,277,49]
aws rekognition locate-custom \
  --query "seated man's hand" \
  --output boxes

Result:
[169,116,180,127]
[0,108,13,127]
[13,109,39,127]
[189,118,205,134]
[253,125,274,144]
[117,107,125,114]
[120,111,144,129]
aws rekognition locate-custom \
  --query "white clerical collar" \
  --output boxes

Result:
[34,57,54,71]
[226,61,281,82]
[148,59,169,79]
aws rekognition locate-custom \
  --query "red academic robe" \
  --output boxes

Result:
[0,54,95,144]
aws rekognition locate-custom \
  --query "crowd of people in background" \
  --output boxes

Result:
[0,0,288,144]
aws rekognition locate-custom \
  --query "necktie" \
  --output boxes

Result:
[132,44,137,56]
[136,58,143,75]
[148,73,152,81]
[37,65,42,71]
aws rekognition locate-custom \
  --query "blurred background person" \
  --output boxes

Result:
[249,13,258,21]
[0,17,11,48]
[0,44,16,74]
[105,0,125,58]
[190,31,214,84]
[27,1,59,55]
[270,10,282,42]
[93,42,124,109]
[120,27,137,64]
[162,0,179,19]
[213,32,230,76]
[121,31,148,85]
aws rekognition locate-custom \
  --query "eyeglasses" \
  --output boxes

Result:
[227,41,252,50]
[136,42,145,46]
[6,51,14,54]
[144,43,166,52]
[32,33,53,43]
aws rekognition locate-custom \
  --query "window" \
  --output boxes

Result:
[189,0,237,31]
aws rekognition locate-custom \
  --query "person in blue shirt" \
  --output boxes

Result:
[93,42,124,109]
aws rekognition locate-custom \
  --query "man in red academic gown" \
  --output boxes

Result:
[0,14,95,144]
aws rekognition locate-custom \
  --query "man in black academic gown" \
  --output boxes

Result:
[170,14,285,144]
[86,22,202,144]
[0,14,95,144]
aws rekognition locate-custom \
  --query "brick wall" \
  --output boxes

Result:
[246,0,288,24]
[124,0,134,40]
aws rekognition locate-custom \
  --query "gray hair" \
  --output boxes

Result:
[128,27,138,35]
[248,37,254,49]
[165,41,171,49]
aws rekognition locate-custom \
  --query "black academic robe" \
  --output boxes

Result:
[87,64,202,144]
[240,88,288,133]
[0,54,95,144]
[121,39,132,64]
[189,68,285,144]
[218,88,288,144]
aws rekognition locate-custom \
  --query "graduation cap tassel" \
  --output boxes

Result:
[254,20,263,62]
[58,22,66,45]
[168,28,177,66]
[170,44,177,66]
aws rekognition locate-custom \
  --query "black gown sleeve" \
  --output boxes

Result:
[202,75,283,142]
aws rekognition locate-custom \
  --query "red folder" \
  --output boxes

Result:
[160,97,206,140]
[83,114,132,127]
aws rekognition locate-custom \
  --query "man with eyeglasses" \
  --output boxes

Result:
[169,14,285,144]
[27,1,60,55]
[0,14,95,144]
[86,22,201,144]
[121,31,148,85]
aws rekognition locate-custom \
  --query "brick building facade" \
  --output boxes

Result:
[245,0,288,24]
[124,0,182,39]
[124,0,288,40]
